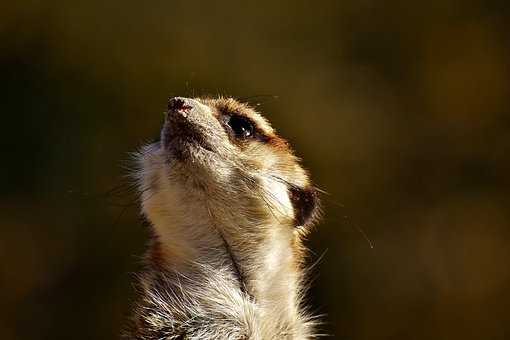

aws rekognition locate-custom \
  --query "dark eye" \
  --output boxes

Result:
[227,115,254,138]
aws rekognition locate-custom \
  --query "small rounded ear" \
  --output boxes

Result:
[289,185,319,228]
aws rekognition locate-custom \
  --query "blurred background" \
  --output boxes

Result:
[1,1,510,339]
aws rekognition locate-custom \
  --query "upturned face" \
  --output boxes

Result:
[138,97,319,237]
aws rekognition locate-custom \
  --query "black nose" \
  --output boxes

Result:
[167,97,192,112]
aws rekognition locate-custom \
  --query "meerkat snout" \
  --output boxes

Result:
[161,97,222,155]
[167,96,193,112]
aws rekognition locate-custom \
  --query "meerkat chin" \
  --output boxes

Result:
[125,97,321,340]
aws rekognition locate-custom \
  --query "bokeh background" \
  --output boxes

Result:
[2,1,510,339]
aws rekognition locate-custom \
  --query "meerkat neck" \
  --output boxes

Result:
[153,214,301,311]
[138,161,313,338]
[148,211,307,337]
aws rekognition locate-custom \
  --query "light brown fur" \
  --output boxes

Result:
[124,97,321,339]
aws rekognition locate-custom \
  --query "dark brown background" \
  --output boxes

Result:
[1,1,509,339]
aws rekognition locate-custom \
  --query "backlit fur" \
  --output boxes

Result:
[124,97,321,339]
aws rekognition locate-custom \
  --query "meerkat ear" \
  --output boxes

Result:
[289,186,319,228]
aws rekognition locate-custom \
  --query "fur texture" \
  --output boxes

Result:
[124,97,321,339]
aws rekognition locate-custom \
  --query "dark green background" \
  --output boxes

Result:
[1,1,510,339]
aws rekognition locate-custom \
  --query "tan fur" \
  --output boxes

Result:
[124,97,321,339]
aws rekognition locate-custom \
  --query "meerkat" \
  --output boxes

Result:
[124,97,321,340]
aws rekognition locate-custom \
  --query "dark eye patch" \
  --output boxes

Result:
[227,115,255,139]
[220,112,270,144]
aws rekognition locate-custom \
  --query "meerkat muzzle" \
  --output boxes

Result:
[162,97,217,154]
[167,96,193,114]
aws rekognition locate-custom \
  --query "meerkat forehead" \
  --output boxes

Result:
[139,96,319,229]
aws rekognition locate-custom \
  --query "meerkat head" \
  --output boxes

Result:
[137,96,319,275]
